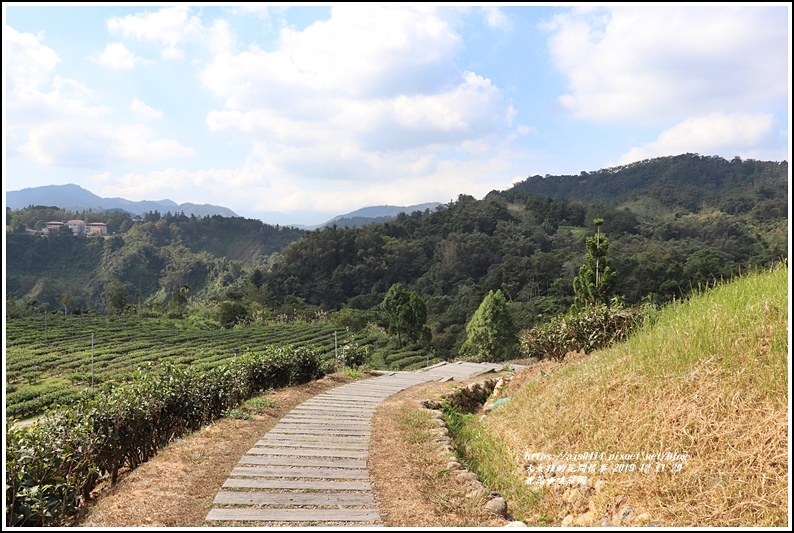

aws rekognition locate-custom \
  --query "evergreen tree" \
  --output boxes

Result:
[572,218,618,310]
[460,289,516,362]
[382,283,429,347]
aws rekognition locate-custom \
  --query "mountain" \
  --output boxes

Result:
[6,184,239,218]
[5,155,787,361]
[312,202,442,229]
[505,153,787,210]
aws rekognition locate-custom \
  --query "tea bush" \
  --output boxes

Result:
[5,344,325,527]
[518,304,651,360]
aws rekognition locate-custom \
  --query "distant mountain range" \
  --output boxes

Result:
[6,184,443,228]
[310,202,443,229]
[6,184,239,218]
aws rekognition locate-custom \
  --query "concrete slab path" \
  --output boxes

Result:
[205,361,517,526]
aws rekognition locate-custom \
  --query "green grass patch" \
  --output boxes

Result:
[242,397,276,410]
[221,409,252,420]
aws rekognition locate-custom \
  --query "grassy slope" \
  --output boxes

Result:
[452,262,788,526]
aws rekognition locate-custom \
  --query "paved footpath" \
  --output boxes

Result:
[205,361,515,526]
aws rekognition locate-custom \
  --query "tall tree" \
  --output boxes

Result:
[572,218,618,310]
[105,278,128,315]
[460,289,516,362]
[382,283,410,347]
[381,283,429,347]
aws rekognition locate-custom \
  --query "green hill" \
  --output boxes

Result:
[6,154,788,361]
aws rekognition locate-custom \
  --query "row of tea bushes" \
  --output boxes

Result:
[5,344,328,527]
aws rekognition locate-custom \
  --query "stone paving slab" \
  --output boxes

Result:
[206,508,380,522]
[213,491,376,506]
[206,361,523,526]
[246,447,368,458]
[256,439,370,450]
[231,466,370,479]
[223,478,372,491]
[238,455,367,469]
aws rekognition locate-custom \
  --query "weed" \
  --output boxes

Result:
[221,409,251,420]
[343,368,364,379]
[243,397,276,410]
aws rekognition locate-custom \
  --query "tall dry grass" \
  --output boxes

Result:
[451,262,788,526]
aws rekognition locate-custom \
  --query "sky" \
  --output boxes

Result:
[3,3,791,226]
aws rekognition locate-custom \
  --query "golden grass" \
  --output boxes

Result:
[453,263,789,526]
[369,380,509,527]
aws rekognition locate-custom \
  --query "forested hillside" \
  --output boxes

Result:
[6,211,304,312]
[6,154,788,359]
[259,154,787,355]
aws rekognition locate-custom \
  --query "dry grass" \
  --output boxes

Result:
[369,379,510,527]
[451,264,789,527]
[77,373,355,527]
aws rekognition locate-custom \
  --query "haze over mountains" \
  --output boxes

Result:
[7,184,239,219]
[6,184,441,228]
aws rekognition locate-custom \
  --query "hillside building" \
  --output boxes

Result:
[42,220,107,236]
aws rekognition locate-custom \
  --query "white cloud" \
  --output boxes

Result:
[618,112,778,164]
[207,19,236,56]
[106,6,203,60]
[6,27,107,126]
[19,123,196,168]
[7,26,195,169]
[96,42,138,69]
[88,144,525,224]
[5,26,60,97]
[129,98,163,120]
[230,5,272,19]
[201,5,461,105]
[481,6,513,31]
[199,5,518,196]
[545,5,788,124]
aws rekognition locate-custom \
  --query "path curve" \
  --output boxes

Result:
[205,362,516,526]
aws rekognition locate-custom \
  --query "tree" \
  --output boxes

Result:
[459,289,516,362]
[105,278,128,315]
[404,292,430,347]
[382,283,410,346]
[169,284,190,315]
[572,218,618,310]
[219,300,249,329]
[58,291,76,316]
[381,283,429,347]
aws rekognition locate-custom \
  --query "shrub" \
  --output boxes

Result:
[518,304,650,360]
[336,338,370,369]
[5,344,326,526]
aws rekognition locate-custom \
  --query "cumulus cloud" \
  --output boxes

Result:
[129,98,163,120]
[201,5,461,105]
[199,5,518,194]
[7,26,195,169]
[106,5,203,60]
[6,27,107,126]
[89,144,523,224]
[618,112,779,164]
[19,123,195,168]
[95,42,138,69]
[481,6,513,31]
[5,26,60,97]
[545,5,788,123]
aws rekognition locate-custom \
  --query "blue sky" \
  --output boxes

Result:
[3,4,791,225]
